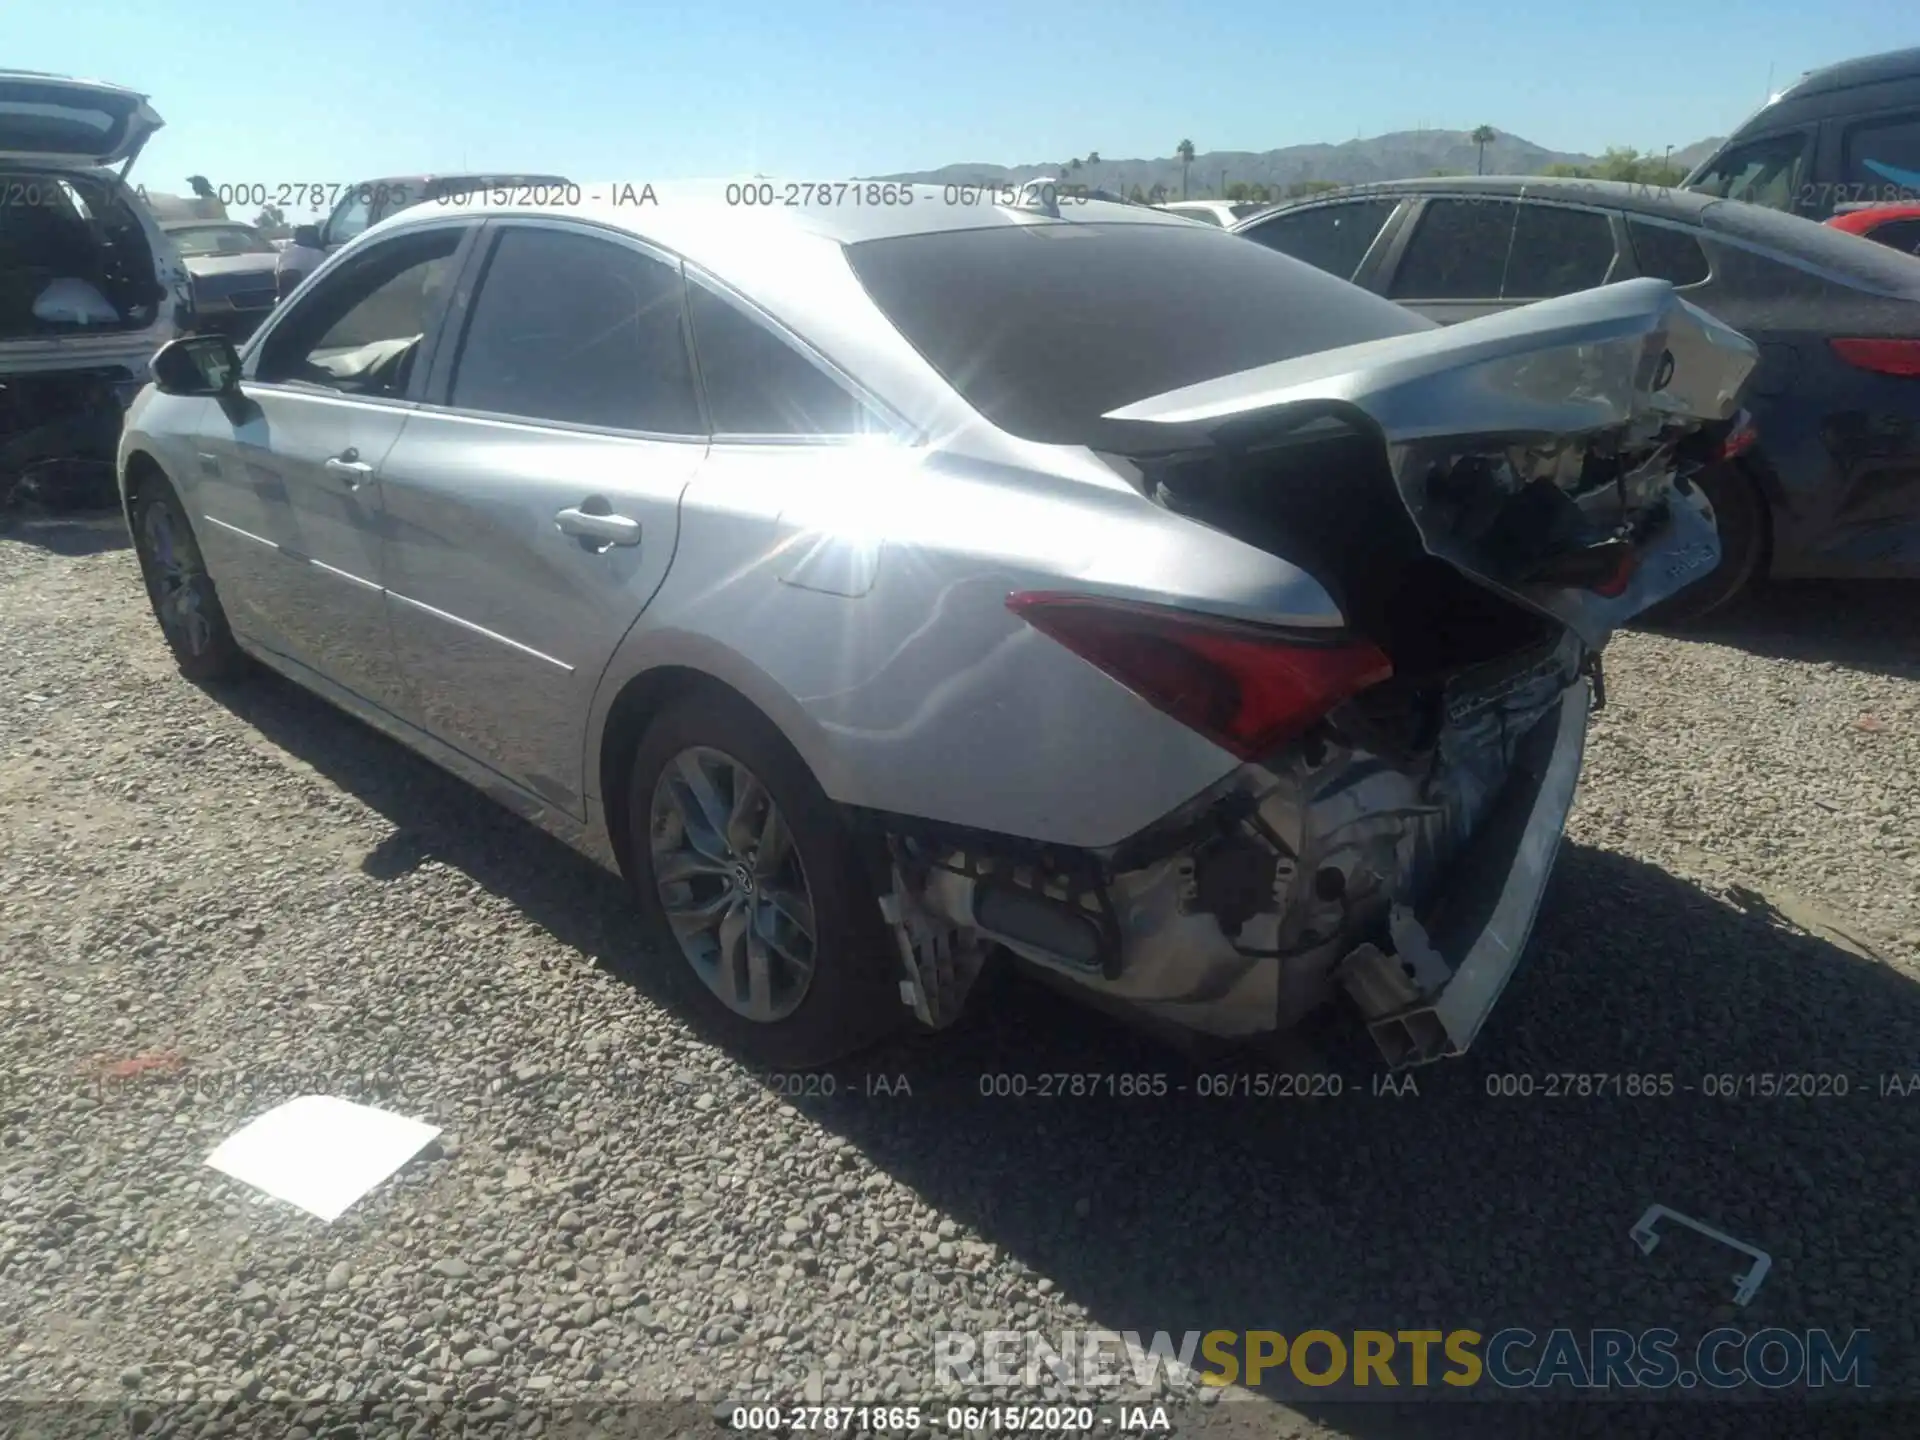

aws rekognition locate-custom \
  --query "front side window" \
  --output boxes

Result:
[448,226,700,434]
[1503,204,1617,297]
[255,228,464,397]
[1686,133,1809,212]
[322,190,374,248]
[686,282,883,437]
[1389,199,1516,299]
[1240,199,1397,281]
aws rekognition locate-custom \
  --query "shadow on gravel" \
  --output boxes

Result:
[1649,579,1920,682]
[794,844,1920,1438]
[0,505,130,557]
[207,668,682,1018]
[205,669,1916,1438]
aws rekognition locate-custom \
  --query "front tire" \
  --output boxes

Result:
[625,688,902,1068]
[130,475,249,681]
[1640,462,1767,627]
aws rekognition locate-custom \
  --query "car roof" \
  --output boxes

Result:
[1777,45,1920,101]
[1234,175,1719,229]
[1234,175,1920,299]
[355,171,571,190]
[366,179,1199,253]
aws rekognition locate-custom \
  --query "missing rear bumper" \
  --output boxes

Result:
[1337,678,1591,1067]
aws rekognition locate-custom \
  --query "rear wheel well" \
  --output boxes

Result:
[599,667,782,884]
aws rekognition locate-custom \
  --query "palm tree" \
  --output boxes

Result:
[1176,139,1196,199]
[1471,125,1497,175]
[1086,151,1100,166]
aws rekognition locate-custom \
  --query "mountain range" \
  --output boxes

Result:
[871,131,1726,197]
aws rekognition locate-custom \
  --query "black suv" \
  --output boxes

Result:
[1682,47,1920,220]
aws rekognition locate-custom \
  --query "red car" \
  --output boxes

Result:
[1827,202,1920,255]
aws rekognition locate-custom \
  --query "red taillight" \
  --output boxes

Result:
[1829,338,1920,377]
[1720,413,1759,461]
[1591,549,1639,598]
[1006,592,1393,760]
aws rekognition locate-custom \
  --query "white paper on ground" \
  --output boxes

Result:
[204,1095,441,1222]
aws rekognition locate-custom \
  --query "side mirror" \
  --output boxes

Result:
[293,223,323,249]
[152,334,243,397]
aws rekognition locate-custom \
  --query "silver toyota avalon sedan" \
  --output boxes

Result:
[118,183,1757,1069]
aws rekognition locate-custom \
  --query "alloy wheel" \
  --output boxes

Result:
[141,500,214,657]
[648,746,818,1023]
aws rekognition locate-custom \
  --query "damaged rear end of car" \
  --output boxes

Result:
[883,278,1757,1066]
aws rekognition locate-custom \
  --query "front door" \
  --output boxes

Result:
[377,220,708,814]
[196,222,472,707]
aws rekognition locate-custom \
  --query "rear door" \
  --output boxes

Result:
[198,221,473,706]
[375,219,706,816]
[1381,197,1519,324]
[1380,196,1620,325]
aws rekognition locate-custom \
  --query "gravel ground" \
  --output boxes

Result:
[2,509,1918,1440]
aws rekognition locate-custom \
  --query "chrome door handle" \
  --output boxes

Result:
[554,507,641,547]
[324,457,374,488]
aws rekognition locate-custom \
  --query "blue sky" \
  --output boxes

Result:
[14,0,1917,217]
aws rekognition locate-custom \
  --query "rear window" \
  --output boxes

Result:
[843,221,1429,444]
[0,104,114,152]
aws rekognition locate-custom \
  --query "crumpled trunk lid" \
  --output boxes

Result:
[1103,277,1759,649]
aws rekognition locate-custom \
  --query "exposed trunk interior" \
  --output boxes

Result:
[1123,409,1566,691]
[0,170,163,338]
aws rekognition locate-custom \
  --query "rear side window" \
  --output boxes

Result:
[1504,204,1617,297]
[450,226,701,434]
[1628,220,1711,286]
[1842,115,1920,205]
[685,283,882,436]
[1390,199,1515,299]
[1240,200,1397,281]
